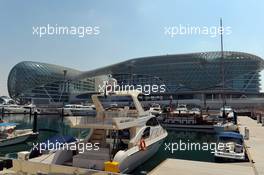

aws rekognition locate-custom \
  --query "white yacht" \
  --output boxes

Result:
[0,122,38,147]
[220,106,234,119]
[0,104,30,114]
[16,91,168,174]
[189,107,201,115]
[172,104,188,115]
[213,122,238,133]
[149,103,162,116]
[63,104,96,116]
[214,132,245,161]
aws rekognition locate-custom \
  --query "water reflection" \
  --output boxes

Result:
[0,114,90,157]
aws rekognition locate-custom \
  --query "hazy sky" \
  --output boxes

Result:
[1,0,264,96]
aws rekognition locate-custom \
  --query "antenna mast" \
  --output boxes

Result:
[220,18,225,106]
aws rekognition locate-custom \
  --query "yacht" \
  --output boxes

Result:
[16,91,168,174]
[63,104,96,116]
[149,103,162,116]
[189,107,201,115]
[214,106,237,133]
[0,104,30,114]
[214,132,245,161]
[0,122,38,147]
[213,122,238,133]
[172,104,188,115]
[220,106,234,119]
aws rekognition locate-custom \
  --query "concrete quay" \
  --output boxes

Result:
[149,159,253,175]
[238,116,264,175]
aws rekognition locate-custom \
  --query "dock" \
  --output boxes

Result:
[149,159,254,175]
[238,116,264,175]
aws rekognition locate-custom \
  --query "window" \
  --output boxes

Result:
[146,117,159,126]
[142,127,150,139]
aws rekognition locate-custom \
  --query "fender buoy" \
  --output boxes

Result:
[139,139,146,151]
[7,128,14,134]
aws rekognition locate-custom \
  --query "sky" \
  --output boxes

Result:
[0,0,264,96]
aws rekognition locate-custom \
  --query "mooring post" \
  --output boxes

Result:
[257,114,261,123]
[244,127,249,140]
[1,107,4,119]
[233,111,237,125]
[61,107,64,122]
[33,112,37,133]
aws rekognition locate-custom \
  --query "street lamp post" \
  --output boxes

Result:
[59,70,67,103]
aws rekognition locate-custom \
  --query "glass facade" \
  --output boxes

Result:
[8,61,95,102]
[77,51,264,93]
[8,51,264,103]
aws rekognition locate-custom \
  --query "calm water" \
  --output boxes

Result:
[133,129,217,174]
[0,114,89,157]
[0,115,217,174]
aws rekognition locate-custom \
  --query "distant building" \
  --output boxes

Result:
[8,61,95,103]
[8,51,264,104]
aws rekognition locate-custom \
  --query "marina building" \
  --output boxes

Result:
[7,51,264,104]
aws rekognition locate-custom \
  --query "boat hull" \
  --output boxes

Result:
[118,138,164,173]
[0,132,38,147]
[64,109,96,116]
[214,152,245,161]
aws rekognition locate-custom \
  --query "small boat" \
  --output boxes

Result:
[149,103,162,116]
[0,122,38,147]
[213,122,238,133]
[172,104,188,115]
[189,107,201,115]
[214,132,245,161]
[0,104,30,114]
[63,104,96,116]
[220,106,234,119]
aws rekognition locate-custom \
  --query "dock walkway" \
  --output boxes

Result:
[238,116,264,175]
[149,159,253,175]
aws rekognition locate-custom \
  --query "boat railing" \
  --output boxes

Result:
[66,115,137,130]
[98,109,139,119]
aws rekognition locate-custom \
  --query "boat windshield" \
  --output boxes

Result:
[219,137,242,145]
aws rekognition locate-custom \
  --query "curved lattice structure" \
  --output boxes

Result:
[8,61,94,102]
[8,51,264,102]
[77,51,264,93]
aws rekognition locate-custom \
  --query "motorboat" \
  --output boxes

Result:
[220,106,234,119]
[0,122,38,147]
[213,122,238,133]
[214,132,245,161]
[17,91,168,174]
[172,104,188,115]
[0,104,30,114]
[63,104,96,116]
[189,107,201,115]
[149,103,162,116]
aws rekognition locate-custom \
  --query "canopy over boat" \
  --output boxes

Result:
[43,135,76,146]
[218,132,243,140]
